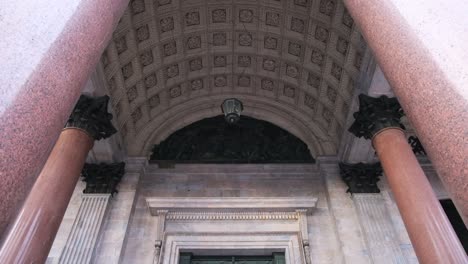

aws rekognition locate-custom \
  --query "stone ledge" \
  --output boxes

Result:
[146,197,318,216]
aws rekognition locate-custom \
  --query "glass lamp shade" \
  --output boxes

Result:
[221,98,243,124]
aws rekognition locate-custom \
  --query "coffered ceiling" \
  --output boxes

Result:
[100,0,368,156]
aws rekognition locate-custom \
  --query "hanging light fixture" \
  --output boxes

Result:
[221,98,243,124]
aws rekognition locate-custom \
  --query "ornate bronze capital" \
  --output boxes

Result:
[408,136,426,155]
[65,95,117,140]
[339,162,382,193]
[81,162,125,195]
[348,94,404,139]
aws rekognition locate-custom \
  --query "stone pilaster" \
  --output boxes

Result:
[318,157,371,264]
[339,162,407,263]
[58,194,111,264]
[347,94,466,263]
[353,194,407,263]
[58,162,125,264]
[93,157,147,264]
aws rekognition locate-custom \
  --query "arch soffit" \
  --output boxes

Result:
[130,95,337,157]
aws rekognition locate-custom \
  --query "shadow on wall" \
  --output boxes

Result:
[150,115,314,164]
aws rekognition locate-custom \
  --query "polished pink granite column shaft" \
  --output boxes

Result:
[343,0,468,223]
[0,129,93,264]
[373,129,466,263]
[0,0,129,238]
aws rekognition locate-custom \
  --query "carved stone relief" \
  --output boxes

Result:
[212,9,227,23]
[319,0,335,16]
[286,64,299,78]
[212,32,227,46]
[263,59,276,71]
[331,63,342,80]
[264,36,278,49]
[127,86,138,102]
[304,94,316,111]
[101,0,368,154]
[160,17,174,32]
[145,73,157,89]
[122,63,133,79]
[185,12,200,26]
[266,12,280,27]
[140,50,153,66]
[165,64,179,79]
[261,79,274,91]
[238,76,251,87]
[288,42,302,56]
[311,49,324,66]
[290,17,305,33]
[238,55,251,67]
[187,36,201,50]
[190,79,203,91]
[239,33,253,46]
[315,26,329,43]
[189,58,203,71]
[307,73,321,88]
[239,9,253,23]
[149,95,160,108]
[136,25,149,42]
[284,86,296,98]
[169,86,182,98]
[214,56,226,67]
[163,41,177,57]
[337,37,349,55]
[214,75,227,87]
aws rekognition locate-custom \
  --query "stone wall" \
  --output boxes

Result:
[49,158,454,264]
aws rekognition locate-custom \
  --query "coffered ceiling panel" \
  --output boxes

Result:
[100,0,368,156]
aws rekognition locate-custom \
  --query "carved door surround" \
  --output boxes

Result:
[145,197,318,264]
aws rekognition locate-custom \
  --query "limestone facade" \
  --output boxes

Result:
[47,156,449,264]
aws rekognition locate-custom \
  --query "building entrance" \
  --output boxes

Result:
[179,252,285,264]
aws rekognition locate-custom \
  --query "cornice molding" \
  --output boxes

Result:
[146,197,318,217]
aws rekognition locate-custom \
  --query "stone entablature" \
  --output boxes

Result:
[146,197,317,214]
[146,196,317,264]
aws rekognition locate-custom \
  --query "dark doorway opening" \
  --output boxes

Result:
[179,252,285,264]
[440,199,468,253]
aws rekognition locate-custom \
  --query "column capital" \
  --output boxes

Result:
[408,136,427,155]
[349,94,404,139]
[339,162,382,193]
[65,95,117,140]
[82,162,125,195]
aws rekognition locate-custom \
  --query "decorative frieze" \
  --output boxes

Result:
[165,211,299,221]
[339,162,382,193]
[146,197,317,216]
[65,95,117,140]
[349,94,404,139]
[81,162,125,195]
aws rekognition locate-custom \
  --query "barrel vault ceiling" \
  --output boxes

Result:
[100,0,368,156]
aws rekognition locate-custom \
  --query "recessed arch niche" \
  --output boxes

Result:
[150,115,315,163]
[100,0,369,157]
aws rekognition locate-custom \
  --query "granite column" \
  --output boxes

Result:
[349,95,467,263]
[0,0,129,237]
[0,95,117,264]
[343,0,468,223]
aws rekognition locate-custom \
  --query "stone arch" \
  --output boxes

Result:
[127,94,337,157]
